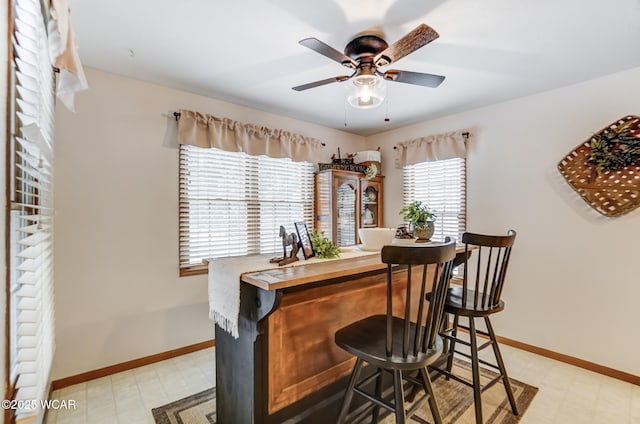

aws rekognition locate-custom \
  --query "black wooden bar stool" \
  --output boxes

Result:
[430,230,518,424]
[334,239,456,424]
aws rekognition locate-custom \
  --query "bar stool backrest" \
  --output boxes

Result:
[380,238,456,359]
[461,230,517,310]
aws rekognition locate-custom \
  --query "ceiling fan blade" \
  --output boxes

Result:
[383,69,445,88]
[292,75,350,91]
[299,38,358,68]
[374,24,439,67]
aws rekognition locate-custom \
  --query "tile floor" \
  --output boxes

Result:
[46,348,215,424]
[46,344,639,424]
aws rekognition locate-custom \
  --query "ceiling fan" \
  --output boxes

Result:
[293,24,445,108]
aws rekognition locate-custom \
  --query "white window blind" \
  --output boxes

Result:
[179,145,315,274]
[9,0,56,420]
[402,158,466,242]
[336,184,356,246]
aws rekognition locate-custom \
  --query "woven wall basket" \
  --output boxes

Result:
[557,115,640,217]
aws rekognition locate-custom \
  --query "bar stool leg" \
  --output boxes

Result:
[485,317,519,415]
[392,369,407,424]
[446,314,460,377]
[419,367,443,424]
[371,368,383,423]
[468,317,483,424]
[337,358,364,424]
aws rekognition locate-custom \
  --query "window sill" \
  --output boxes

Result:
[180,265,207,277]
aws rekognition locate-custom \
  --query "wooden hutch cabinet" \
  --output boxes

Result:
[314,169,384,246]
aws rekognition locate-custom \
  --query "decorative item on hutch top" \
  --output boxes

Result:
[558,115,640,217]
[318,148,367,173]
[353,148,382,177]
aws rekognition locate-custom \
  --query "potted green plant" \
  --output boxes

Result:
[309,230,341,259]
[398,201,436,241]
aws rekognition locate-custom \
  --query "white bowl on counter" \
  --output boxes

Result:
[358,228,397,251]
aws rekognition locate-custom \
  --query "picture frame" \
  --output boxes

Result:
[294,222,315,260]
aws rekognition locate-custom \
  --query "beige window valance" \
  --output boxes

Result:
[394,131,467,168]
[177,109,324,163]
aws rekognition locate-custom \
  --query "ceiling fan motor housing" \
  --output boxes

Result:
[344,34,389,63]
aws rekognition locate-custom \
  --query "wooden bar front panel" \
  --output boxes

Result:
[267,266,430,413]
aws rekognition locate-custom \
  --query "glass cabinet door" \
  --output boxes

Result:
[360,177,383,233]
[336,182,357,246]
[361,185,379,228]
[314,170,384,247]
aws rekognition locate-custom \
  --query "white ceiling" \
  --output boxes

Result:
[69,0,640,136]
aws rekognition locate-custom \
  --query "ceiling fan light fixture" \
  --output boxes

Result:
[346,74,386,109]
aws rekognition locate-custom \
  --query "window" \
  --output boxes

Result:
[7,0,56,421]
[402,158,466,242]
[179,145,315,275]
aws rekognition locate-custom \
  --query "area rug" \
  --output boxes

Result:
[152,361,537,424]
[152,388,216,424]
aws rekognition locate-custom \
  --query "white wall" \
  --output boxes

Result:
[53,62,640,379]
[52,67,365,379]
[369,66,640,376]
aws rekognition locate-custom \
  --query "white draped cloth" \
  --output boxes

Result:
[208,248,377,339]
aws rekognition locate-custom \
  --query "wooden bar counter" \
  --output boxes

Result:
[215,246,465,423]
